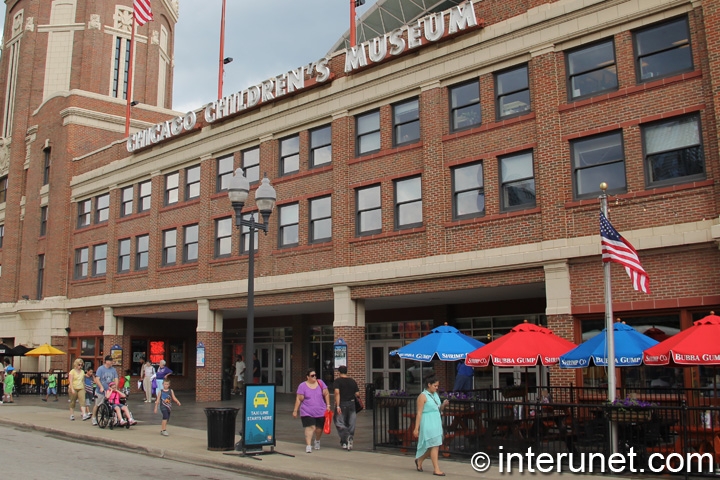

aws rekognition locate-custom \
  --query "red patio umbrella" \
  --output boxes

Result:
[643,313,720,366]
[465,322,576,367]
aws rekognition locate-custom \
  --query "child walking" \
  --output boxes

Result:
[154,378,181,436]
[43,369,58,402]
[122,369,131,396]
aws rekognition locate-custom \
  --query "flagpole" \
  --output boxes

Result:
[350,0,357,47]
[125,20,136,138]
[218,0,227,99]
[600,181,617,453]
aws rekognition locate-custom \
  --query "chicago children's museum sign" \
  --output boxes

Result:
[126,1,480,153]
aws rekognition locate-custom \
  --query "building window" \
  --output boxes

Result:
[0,224,4,247]
[43,148,51,185]
[215,217,232,258]
[120,186,133,217]
[93,243,107,276]
[183,224,199,263]
[567,39,617,100]
[394,176,422,229]
[356,185,381,235]
[278,203,299,248]
[118,238,131,273]
[112,37,131,99]
[40,206,48,236]
[217,155,234,192]
[496,65,530,119]
[393,98,420,146]
[242,148,260,184]
[74,247,89,279]
[572,131,626,198]
[138,181,152,212]
[185,166,200,200]
[77,199,92,228]
[280,135,300,175]
[37,254,45,300]
[309,196,331,243]
[500,151,536,210]
[452,162,484,219]
[162,229,177,266]
[0,176,7,203]
[95,194,110,223]
[136,234,149,270]
[356,110,380,156]
[165,172,179,205]
[635,17,692,82]
[450,80,480,131]
[310,125,332,167]
[240,213,258,254]
[643,114,703,186]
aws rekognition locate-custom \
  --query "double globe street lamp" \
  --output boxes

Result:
[227,168,277,386]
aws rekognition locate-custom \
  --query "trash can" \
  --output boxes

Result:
[204,407,239,451]
[221,378,231,401]
[365,383,376,410]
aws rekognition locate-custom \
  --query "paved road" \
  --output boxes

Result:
[1,424,271,479]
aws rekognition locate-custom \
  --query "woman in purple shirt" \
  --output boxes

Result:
[292,369,331,453]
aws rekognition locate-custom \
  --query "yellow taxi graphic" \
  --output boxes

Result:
[253,390,269,408]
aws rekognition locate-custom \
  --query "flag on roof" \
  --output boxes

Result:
[133,0,153,26]
[600,212,650,294]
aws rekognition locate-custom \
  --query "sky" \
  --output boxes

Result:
[0,0,378,113]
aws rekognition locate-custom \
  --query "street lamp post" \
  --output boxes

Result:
[227,168,277,386]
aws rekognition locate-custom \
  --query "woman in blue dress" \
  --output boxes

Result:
[413,375,449,475]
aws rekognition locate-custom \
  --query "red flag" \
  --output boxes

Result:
[600,212,651,294]
[133,0,153,26]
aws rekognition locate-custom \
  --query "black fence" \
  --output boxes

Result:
[12,371,69,396]
[373,387,720,477]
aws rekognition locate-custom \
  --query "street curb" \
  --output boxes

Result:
[0,418,330,480]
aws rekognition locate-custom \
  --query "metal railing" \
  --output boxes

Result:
[13,371,68,396]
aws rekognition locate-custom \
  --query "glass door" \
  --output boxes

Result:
[255,343,291,393]
[495,366,541,398]
[369,341,403,392]
[273,345,287,393]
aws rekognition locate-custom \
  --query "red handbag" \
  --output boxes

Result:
[323,409,332,434]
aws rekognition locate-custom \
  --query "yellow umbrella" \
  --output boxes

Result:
[25,344,66,372]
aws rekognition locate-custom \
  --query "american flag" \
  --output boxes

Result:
[133,0,153,26]
[600,212,650,294]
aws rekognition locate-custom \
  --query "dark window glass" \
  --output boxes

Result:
[215,217,232,257]
[121,186,134,217]
[450,80,481,131]
[136,234,149,270]
[78,199,92,228]
[567,40,618,100]
[162,229,177,266]
[356,185,381,235]
[95,194,110,223]
[118,238,131,273]
[93,243,107,276]
[138,181,152,212]
[393,98,420,146]
[183,224,199,263]
[217,155,234,192]
[394,177,422,229]
[43,148,51,185]
[0,224,4,248]
[75,247,89,279]
[279,203,299,247]
[500,151,536,210]
[310,125,332,167]
[280,135,300,175]
[452,162,484,219]
[310,196,331,242]
[242,148,260,183]
[496,65,530,118]
[643,115,703,186]
[635,17,692,82]
[356,111,380,155]
[0,176,7,203]
[36,254,44,300]
[572,131,626,198]
[165,172,179,205]
[39,206,48,236]
[240,213,258,254]
[185,166,200,200]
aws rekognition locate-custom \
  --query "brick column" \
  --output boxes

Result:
[333,286,367,402]
[291,315,305,392]
[544,262,576,387]
[196,299,223,402]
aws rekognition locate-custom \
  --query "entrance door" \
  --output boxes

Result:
[495,366,543,397]
[255,343,291,393]
[368,342,403,391]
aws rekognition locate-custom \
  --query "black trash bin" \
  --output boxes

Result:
[204,407,239,451]
[365,383,376,410]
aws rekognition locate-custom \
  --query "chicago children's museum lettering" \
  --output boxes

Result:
[127,1,480,153]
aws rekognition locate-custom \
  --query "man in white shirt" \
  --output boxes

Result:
[233,355,246,395]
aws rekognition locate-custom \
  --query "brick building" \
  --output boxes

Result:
[1,0,720,402]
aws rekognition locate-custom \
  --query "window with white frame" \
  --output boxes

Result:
[500,151,536,210]
[356,185,381,235]
[394,176,422,229]
[643,114,703,186]
[278,203,299,247]
[572,131,626,198]
[309,196,331,243]
[452,162,484,220]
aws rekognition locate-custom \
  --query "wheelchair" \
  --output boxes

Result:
[97,396,131,430]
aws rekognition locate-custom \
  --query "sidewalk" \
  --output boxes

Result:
[0,392,600,480]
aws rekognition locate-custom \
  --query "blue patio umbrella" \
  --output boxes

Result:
[559,322,659,368]
[390,325,485,362]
